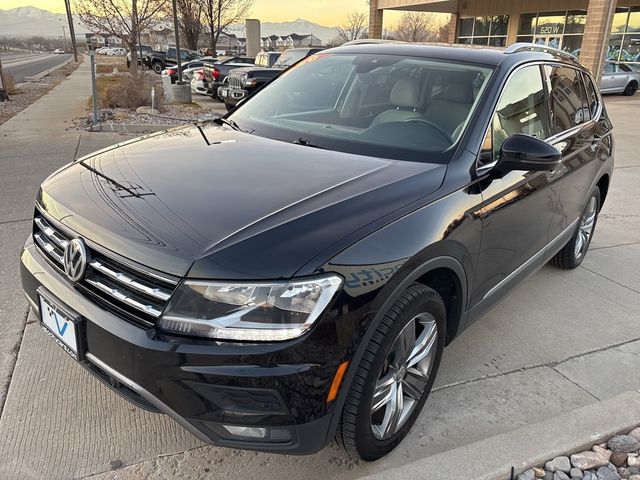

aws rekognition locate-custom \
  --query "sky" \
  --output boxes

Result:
[0,0,401,27]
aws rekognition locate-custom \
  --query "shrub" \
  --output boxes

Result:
[100,73,163,110]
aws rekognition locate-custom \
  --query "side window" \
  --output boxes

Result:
[583,73,600,119]
[545,65,590,133]
[481,65,549,166]
[604,63,615,74]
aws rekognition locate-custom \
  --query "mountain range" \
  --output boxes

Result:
[0,6,339,44]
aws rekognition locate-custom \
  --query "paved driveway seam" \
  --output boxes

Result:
[0,306,29,418]
[580,264,640,295]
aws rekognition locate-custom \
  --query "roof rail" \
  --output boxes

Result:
[341,39,406,46]
[505,42,579,62]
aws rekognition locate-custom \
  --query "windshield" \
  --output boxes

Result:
[273,49,310,68]
[229,53,493,163]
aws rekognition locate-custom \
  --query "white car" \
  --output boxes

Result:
[107,47,127,56]
[190,68,208,95]
[52,49,65,54]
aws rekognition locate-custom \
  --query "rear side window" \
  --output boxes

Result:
[544,65,590,133]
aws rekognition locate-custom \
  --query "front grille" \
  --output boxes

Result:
[33,211,179,327]
[227,73,244,88]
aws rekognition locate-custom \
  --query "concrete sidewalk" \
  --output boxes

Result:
[0,63,639,480]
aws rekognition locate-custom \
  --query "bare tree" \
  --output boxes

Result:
[165,0,203,51]
[394,12,442,43]
[74,0,167,72]
[334,11,368,45]
[202,0,254,54]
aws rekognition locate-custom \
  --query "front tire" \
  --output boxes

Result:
[550,187,601,269]
[152,62,163,74]
[337,283,446,461]
[623,81,638,96]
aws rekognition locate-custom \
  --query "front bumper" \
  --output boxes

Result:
[217,85,247,106]
[20,239,344,454]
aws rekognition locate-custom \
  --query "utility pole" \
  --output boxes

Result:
[171,0,183,84]
[64,0,79,62]
[0,54,8,101]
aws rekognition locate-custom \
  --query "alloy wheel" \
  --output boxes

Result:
[370,313,438,440]
[574,196,597,260]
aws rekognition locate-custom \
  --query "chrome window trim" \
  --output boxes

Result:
[475,60,603,177]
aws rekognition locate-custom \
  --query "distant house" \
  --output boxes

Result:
[286,33,322,47]
[85,33,123,48]
[261,33,322,51]
[140,28,175,51]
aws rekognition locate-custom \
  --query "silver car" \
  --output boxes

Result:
[601,62,639,96]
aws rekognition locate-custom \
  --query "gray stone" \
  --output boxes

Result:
[547,457,572,473]
[629,475,640,480]
[583,473,598,480]
[608,436,640,454]
[572,452,611,470]
[519,469,535,480]
[555,472,570,480]
[168,82,192,104]
[545,473,555,480]
[597,465,621,480]
[629,428,640,443]
[629,457,640,468]
[619,467,631,479]
[571,468,584,479]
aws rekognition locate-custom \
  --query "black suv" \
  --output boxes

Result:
[21,43,613,461]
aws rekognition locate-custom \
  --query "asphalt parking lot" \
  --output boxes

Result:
[0,61,639,479]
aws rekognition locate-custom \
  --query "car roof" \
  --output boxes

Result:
[325,43,585,71]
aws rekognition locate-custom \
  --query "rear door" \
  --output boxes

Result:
[470,64,556,306]
[544,66,604,255]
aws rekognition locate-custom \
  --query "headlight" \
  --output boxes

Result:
[158,275,343,342]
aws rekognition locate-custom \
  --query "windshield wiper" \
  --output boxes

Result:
[292,138,326,149]
[213,117,245,132]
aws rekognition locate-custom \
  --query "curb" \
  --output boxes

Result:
[361,390,640,480]
[22,56,75,82]
[90,123,171,134]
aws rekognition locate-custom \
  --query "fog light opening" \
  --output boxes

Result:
[222,425,268,439]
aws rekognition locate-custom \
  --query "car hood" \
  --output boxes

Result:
[38,125,446,279]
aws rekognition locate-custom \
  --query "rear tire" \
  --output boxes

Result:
[623,81,638,96]
[152,62,163,74]
[224,101,233,112]
[336,283,445,461]
[550,187,601,270]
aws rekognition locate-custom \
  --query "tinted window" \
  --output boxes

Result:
[545,65,589,133]
[583,72,600,118]
[230,54,493,163]
[491,66,549,160]
[604,63,616,74]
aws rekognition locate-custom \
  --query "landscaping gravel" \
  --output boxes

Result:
[517,428,640,480]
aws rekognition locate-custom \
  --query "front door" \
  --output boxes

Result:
[469,65,556,309]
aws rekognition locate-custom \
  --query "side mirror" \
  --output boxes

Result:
[497,134,562,173]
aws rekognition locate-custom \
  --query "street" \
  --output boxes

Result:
[0,59,639,480]
[1,53,72,83]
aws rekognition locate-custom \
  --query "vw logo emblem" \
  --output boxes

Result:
[63,238,88,282]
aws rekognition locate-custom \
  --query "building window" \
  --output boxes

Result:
[457,15,509,47]
[516,10,586,58]
[608,7,640,63]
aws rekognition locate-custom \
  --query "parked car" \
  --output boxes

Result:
[107,47,127,56]
[21,43,613,462]
[219,47,325,111]
[146,47,201,74]
[52,49,64,54]
[162,57,218,82]
[601,61,640,96]
[127,45,153,68]
[202,56,255,98]
[190,68,207,95]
